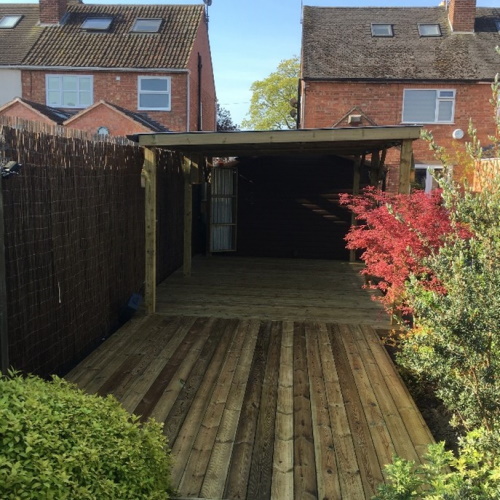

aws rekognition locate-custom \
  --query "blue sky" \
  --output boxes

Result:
[2,0,499,125]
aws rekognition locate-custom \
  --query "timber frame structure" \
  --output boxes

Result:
[130,125,421,314]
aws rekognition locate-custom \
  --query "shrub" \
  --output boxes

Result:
[374,429,500,499]
[400,160,500,432]
[0,373,172,499]
[339,187,459,312]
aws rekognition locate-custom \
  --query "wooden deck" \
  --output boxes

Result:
[66,257,434,500]
[155,257,391,327]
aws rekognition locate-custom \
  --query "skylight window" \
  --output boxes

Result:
[418,23,441,37]
[0,15,22,29]
[81,17,113,31]
[371,23,393,37]
[131,18,162,33]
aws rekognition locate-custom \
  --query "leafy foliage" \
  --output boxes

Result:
[339,187,462,311]
[241,56,299,130]
[0,373,172,499]
[375,430,500,499]
[400,159,500,431]
[216,102,239,131]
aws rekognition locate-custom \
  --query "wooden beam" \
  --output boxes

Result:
[350,155,362,263]
[399,140,413,194]
[183,156,193,277]
[143,147,157,314]
[135,126,422,149]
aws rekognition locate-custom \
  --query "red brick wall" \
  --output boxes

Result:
[65,104,153,136]
[22,70,192,132]
[39,0,67,24]
[449,0,476,32]
[0,101,56,125]
[301,80,495,190]
[186,17,217,131]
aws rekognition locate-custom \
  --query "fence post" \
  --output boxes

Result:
[143,147,157,314]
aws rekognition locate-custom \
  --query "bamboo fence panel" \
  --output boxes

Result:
[1,119,185,376]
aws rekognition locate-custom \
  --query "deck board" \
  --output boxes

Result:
[66,257,434,499]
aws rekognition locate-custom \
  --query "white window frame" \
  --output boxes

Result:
[418,23,442,37]
[131,18,162,33]
[45,75,93,109]
[0,15,22,29]
[81,17,113,31]
[402,89,456,124]
[414,164,443,193]
[137,76,171,111]
[371,23,393,37]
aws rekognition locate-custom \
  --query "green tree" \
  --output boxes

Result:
[241,56,300,130]
[216,102,239,131]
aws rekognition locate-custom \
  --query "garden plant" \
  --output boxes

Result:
[342,70,500,498]
[0,372,173,499]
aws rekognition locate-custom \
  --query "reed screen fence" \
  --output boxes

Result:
[1,118,184,375]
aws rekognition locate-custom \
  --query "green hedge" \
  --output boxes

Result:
[0,373,172,499]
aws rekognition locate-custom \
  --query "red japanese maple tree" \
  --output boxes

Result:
[340,187,462,311]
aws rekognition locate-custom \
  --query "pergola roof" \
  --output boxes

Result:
[128,126,421,157]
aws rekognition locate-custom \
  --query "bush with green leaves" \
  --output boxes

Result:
[0,373,172,499]
[399,115,500,432]
[374,428,500,499]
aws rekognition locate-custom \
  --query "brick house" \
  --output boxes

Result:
[0,0,216,133]
[0,97,167,135]
[299,0,500,191]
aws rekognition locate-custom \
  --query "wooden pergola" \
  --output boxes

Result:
[129,126,421,314]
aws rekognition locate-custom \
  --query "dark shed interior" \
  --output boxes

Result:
[236,155,367,260]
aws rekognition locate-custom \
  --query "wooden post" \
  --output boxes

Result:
[143,147,157,315]
[183,155,193,277]
[0,174,9,374]
[369,150,380,186]
[349,155,362,263]
[399,139,413,194]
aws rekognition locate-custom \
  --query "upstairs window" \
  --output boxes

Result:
[402,89,455,124]
[138,77,171,110]
[418,24,441,36]
[0,15,22,29]
[46,75,93,108]
[132,18,162,33]
[371,24,393,37]
[81,17,113,31]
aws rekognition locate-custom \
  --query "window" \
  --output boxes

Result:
[46,75,93,108]
[0,15,22,29]
[418,24,441,36]
[131,18,162,33]
[371,24,393,37]
[81,17,113,31]
[138,77,171,110]
[496,20,500,32]
[402,89,455,123]
[97,126,109,135]
[414,165,442,193]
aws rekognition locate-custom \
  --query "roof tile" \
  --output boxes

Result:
[302,6,500,81]
[23,4,204,69]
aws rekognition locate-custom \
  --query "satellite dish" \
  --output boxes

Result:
[203,0,212,6]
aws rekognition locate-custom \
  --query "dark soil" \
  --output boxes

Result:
[383,341,460,454]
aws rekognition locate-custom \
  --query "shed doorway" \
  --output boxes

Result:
[232,155,360,260]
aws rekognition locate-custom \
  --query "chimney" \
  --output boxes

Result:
[39,0,67,25]
[448,0,476,33]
